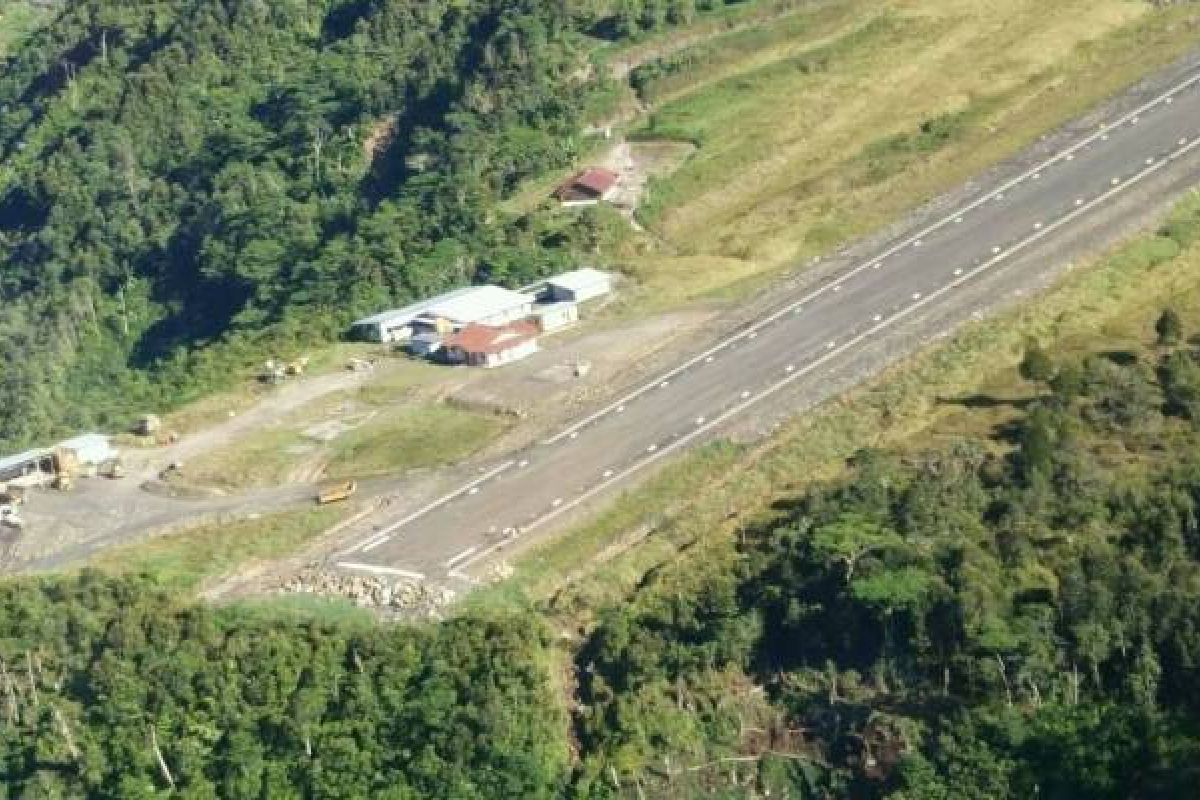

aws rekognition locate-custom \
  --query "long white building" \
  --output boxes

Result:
[352,286,533,343]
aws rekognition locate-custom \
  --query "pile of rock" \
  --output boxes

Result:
[281,568,456,618]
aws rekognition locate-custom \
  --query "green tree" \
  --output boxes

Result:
[1019,340,1054,384]
[1155,308,1183,346]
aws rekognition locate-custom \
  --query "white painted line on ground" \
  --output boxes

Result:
[451,132,1200,578]
[445,546,478,569]
[540,68,1200,447]
[337,562,425,580]
[347,459,516,553]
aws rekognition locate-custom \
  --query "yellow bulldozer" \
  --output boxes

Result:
[51,448,79,491]
[316,480,357,505]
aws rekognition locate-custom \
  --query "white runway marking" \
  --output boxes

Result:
[445,546,478,569]
[337,562,425,580]
[347,459,515,554]
[449,131,1200,579]
[540,70,1200,447]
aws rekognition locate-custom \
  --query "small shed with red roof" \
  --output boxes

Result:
[444,321,540,368]
[554,167,619,207]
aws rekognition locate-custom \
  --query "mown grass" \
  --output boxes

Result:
[472,190,1200,622]
[184,402,509,489]
[627,0,1200,293]
[323,405,510,480]
[89,507,346,591]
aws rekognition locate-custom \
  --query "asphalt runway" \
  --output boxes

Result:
[336,60,1200,586]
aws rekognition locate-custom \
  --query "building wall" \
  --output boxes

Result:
[461,338,539,368]
[550,279,610,304]
[534,303,579,332]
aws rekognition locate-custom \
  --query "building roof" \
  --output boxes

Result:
[422,285,531,325]
[0,448,48,475]
[57,433,117,465]
[352,287,478,328]
[546,268,611,293]
[445,321,540,355]
[555,168,618,199]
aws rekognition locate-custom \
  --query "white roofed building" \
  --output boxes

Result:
[352,285,534,343]
[350,287,477,343]
[418,285,533,329]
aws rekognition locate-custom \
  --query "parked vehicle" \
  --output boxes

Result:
[317,480,357,505]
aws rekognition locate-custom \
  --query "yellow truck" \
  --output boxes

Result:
[317,480,357,505]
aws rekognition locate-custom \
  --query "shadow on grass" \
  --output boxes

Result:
[936,393,1037,411]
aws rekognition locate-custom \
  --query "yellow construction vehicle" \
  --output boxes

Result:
[317,480,357,505]
[51,448,79,491]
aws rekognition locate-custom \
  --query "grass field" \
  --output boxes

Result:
[468,190,1200,622]
[89,506,346,591]
[183,401,508,489]
[621,0,1200,302]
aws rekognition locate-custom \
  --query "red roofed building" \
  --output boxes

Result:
[444,321,540,368]
[554,167,619,207]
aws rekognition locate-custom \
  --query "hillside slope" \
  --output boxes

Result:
[0,0,751,447]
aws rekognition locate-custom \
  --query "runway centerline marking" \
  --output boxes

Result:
[540,68,1200,447]
[450,133,1200,578]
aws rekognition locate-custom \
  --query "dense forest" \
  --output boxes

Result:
[0,0,753,448]
[6,298,1200,795]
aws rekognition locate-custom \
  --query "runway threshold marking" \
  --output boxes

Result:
[541,68,1200,447]
[451,133,1200,578]
[336,562,425,580]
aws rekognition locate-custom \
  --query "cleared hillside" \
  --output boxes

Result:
[621,0,1200,298]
